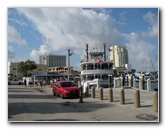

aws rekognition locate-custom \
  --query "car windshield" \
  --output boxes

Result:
[61,82,76,87]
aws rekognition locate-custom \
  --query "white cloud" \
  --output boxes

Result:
[124,32,158,72]
[17,8,122,59]
[30,44,51,63]
[143,11,157,25]
[121,11,158,72]
[141,11,158,39]
[8,45,15,59]
[16,8,158,72]
[8,25,27,45]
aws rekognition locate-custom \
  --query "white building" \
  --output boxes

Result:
[39,53,66,67]
[8,61,48,79]
[125,64,132,72]
[109,45,130,72]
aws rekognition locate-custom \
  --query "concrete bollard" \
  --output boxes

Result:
[79,86,84,103]
[153,91,158,112]
[120,77,123,87]
[50,83,54,88]
[139,78,143,90]
[134,90,140,108]
[147,79,151,92]
[114,78,117,88]
[108,75,111,88]
[85,86,89,96]
[99,87,103,100]
[129,78,131,87]
[84,83,89,96]
[96,79,100,89]
[120,88,125,104]
[108,88,113,102]
[91,87,95,98]
[133,79,136,88]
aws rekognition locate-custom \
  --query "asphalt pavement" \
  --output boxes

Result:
[36,85,159,122]
[8,84,159,122]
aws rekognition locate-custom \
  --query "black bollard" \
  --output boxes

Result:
[142,75,145,90]
[123,76,125,86]
[131,76,133,87]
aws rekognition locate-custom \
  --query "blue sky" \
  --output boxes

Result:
[8,8,158,72]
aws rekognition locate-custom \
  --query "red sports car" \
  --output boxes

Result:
[52,81,80,99]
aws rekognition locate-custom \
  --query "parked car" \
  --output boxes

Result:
[8,78,22,85]
[52,81,80,99]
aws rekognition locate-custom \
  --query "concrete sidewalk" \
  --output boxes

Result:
[35,85,159,122]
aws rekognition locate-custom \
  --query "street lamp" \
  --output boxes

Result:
[16,65,17,78]
[67,48,73,80]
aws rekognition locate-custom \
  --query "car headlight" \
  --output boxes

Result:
[64,90,70,93]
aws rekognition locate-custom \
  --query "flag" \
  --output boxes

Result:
[97,58,104,64]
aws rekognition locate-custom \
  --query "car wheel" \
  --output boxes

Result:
[8,82,11,85]
[60,92,64,99]
[53,90,56,96]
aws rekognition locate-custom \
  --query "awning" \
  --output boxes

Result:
[34,73,68,77]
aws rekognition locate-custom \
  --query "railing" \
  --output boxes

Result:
[81,69,113,75]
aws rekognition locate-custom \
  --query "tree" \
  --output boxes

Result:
[71,69,81,75]
[17,59,37,77]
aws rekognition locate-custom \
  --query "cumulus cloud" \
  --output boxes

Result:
[8,25,27,45]
[121,11,158,72]
[16,8,158,71]
[124,32,158,72]
[141,11,158,39]
[30,45,51,63]
[17,8,122,59]
[8,45,15,59]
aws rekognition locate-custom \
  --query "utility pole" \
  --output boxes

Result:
[67,48,73,80]
[15,65,17,78]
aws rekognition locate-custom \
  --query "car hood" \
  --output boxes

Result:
[62,87,80,90]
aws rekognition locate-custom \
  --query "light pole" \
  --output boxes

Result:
[67,48,73,80]
[16,65,17,78]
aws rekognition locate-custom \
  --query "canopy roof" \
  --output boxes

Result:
[34,73,68,77]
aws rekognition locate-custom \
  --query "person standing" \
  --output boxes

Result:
[26,78,29,87]
[24,78,27,87]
